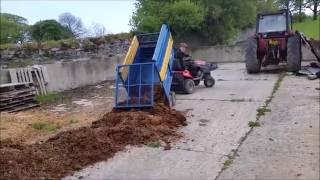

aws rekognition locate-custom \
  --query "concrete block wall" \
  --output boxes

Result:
[0,54,124,92]
[44,55,123,91]
[191,43,317,63]
[191,44,245,63]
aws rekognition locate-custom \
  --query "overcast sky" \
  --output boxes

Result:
[1,0,135,34]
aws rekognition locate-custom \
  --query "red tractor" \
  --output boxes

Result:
[246,9,302,73]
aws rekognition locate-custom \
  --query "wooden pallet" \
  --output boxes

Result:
[0,82,39,113]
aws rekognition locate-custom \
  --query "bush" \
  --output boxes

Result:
[0,43,16,51]
[82,39,96,51]
[41,40,61,50]
[21,42,39,53]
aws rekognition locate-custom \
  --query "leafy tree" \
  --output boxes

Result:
[131,0,204,38]
[276,0,319,21]
[196,0,256,43]
[161,1,204,37]
[58,12,85,37]
[131,0,257,44]
[31,20,73,42]
[257,0,278,13]
[0,13,29,44]
[292,0,305,22]
[305,0,319,20]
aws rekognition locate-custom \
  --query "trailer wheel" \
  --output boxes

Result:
[169,91,176,107]
[287,34,302,72]
[183,79,195,94]
[245,38,261,73]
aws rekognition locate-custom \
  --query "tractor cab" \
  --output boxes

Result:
[256,9,292,38]
[245,9,302,73]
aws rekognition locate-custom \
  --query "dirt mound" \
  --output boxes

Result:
[0,103,186,179]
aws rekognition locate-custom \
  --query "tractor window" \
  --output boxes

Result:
[258,14,287,33]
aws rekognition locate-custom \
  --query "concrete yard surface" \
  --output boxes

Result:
[65,63,319,180]
[218,75,320,180]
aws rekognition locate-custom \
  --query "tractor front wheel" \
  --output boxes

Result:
[287,34,302,72]
[245,38,261,73]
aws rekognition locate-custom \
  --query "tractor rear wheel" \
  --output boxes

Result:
[245,38,261,73]
[287,34,302,72]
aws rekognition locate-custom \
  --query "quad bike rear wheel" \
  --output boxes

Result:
[204,75,215,87]
[287,34,302,72]
[183,79,195,94]
[245,38,261,73]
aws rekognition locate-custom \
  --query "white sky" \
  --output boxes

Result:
[1,0,136,34]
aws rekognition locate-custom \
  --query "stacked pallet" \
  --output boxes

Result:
[0,83,39,113]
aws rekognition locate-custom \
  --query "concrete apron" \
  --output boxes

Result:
[219,75,320,179]
[65,63,280,180]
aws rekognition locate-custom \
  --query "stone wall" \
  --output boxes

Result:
[0,39,129,62]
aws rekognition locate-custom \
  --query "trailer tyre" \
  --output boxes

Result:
[169,91,176,107]
[245,38,261,73]
[183,79,195,94]
[287,34,302,72]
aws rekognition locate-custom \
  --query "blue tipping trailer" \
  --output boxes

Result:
[114,24,175,108]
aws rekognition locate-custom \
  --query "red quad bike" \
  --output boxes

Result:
[171,58,218,94]
[246,9,302,73]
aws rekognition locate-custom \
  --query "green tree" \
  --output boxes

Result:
[257,0,278,13]
[0,13,28,44]
[131,0,257,44]
[31,20,73,42]
[197,0,256,43]
[305,0,319,20]
[161,0,204,37]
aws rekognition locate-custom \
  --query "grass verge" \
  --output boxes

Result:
[293,17,320,40]
[35,92,60,104]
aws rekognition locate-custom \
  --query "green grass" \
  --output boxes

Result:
[293,17,319,40]
[31,122,61,132]
[146,140,161,148]
[248,121,261,127]
[222,155,235,170]
[35,92,60,104]
[256,106,271,117]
